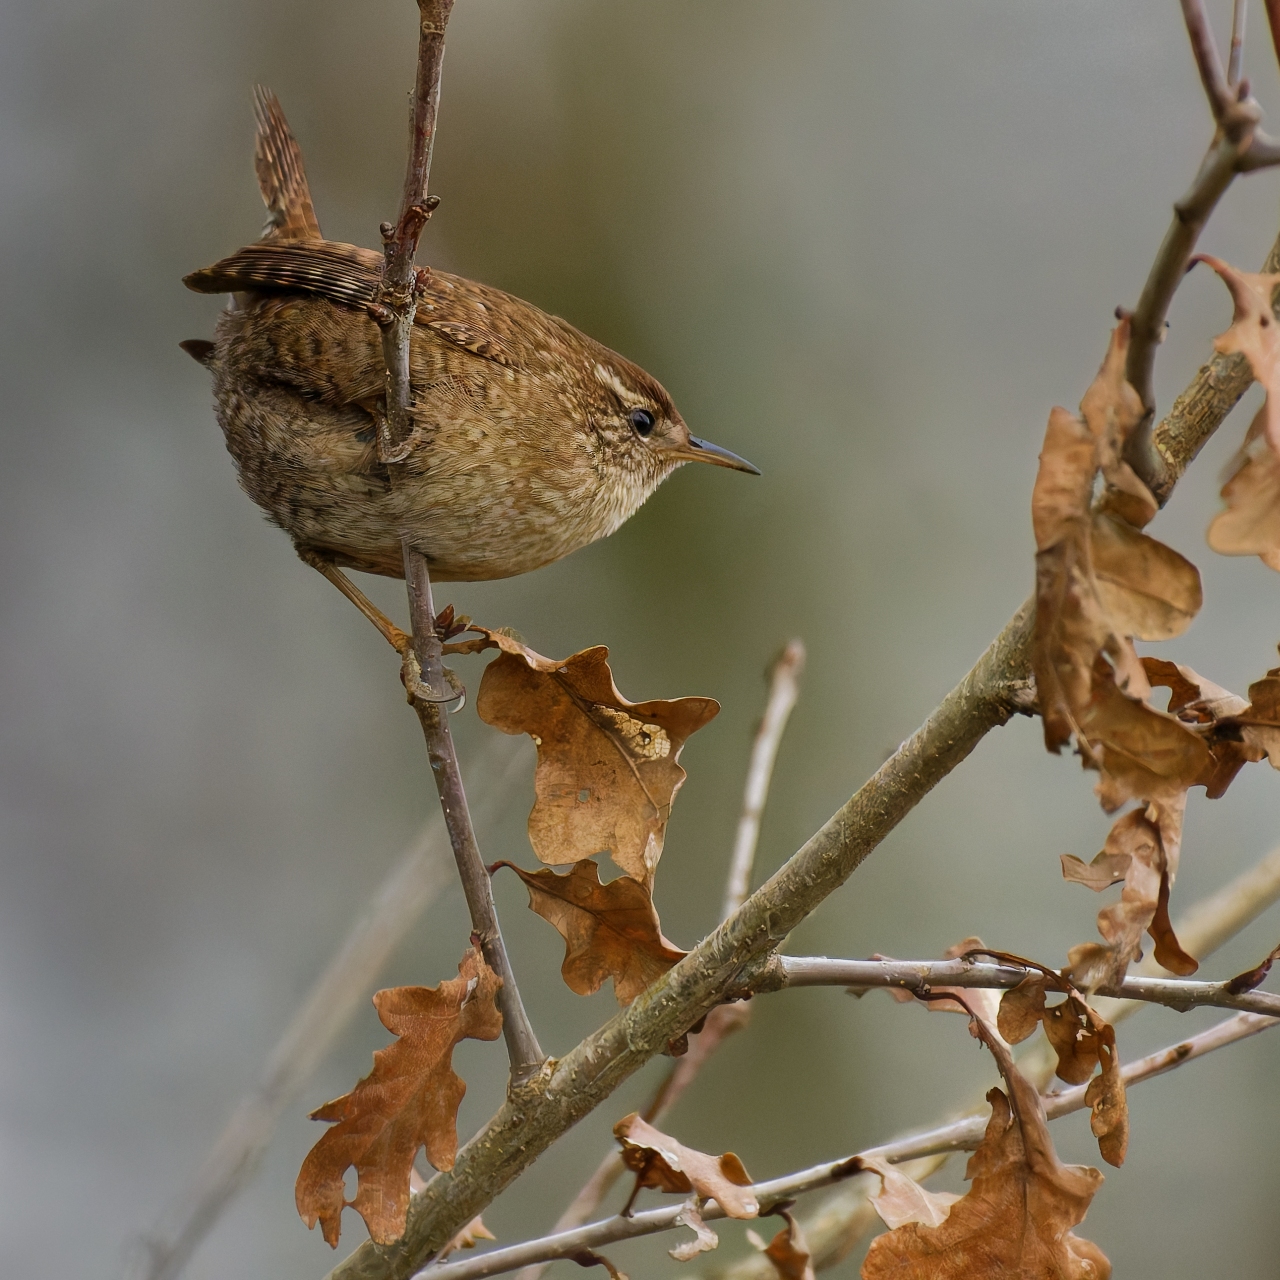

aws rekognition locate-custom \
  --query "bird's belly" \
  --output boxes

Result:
[212,374,633,583]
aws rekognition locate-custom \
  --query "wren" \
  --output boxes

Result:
[182,89,757,653]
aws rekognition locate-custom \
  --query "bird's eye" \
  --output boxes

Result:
[629,408,655,437]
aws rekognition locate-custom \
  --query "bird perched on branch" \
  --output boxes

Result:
[182,89,756,653]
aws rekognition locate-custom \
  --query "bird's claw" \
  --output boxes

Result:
[400,648,466,710]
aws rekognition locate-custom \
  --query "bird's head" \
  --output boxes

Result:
[586,359,759,492]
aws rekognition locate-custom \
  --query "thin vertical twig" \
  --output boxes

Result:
[512,645,806,1280]
[1229,0,1249,83]
[722,641,806,920]
[374,0,543,1085]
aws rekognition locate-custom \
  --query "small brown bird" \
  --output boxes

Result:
[183,89,756,654]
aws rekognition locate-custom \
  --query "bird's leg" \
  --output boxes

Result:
[298,549,463,705]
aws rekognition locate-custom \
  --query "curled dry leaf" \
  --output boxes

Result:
[1143,658,1259,798]
[1220,660,1280,770]
[1078,663,1209,814]
[670,1204,720,1262]
[1065,803,1197,990]
[1196,256,1280,569]
[856,1156,961,1229]
[996,974,1129,1167]
[294,946,503,1248]
[492,859,686,1004]
[467,628,719,884]
[613,1113,759,1219]
[1031,320,1202,760]
[861,1017,1110,1280]
[748,1210,817,1280]
[1225,940,1280,993]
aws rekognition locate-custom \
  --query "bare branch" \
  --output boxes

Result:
[723,641,806,919]
[1229,0,1248,84]
[371,0,544,1085]
[771,955,1280,1018]
[410,1012,1278,1280]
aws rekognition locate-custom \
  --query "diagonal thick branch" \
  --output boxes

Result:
[375,0,543,1085]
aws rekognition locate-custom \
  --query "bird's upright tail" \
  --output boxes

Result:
[252,85,323,243]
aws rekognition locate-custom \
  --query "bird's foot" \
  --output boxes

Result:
[399,644,466,710]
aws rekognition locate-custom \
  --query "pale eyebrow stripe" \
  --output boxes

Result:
[592,363,648,408]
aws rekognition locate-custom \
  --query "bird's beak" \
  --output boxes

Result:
[671,436,761,474]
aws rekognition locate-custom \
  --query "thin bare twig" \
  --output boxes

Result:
[771,955,1280,1018]
[511,643,806,1280]
[1124,0,1280,489]
[1230,0,1249,84]
[722,641,806,919]
[374,0,543,1084]
[411,1011,1277,1280]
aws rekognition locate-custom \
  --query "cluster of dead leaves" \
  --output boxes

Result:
[1032,290,1280,986]
[858,1015,1111,1280]
[880,942,1128,1168]
[448,625,716,1007]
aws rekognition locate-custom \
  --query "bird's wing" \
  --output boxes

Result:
[253,86,323,241]
[184,243,542,372]
[185,239,383,309]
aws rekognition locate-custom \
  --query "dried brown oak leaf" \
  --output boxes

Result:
[1143,658,1259,799]
[1064,802,1197,991]
[295,946,502,1248]
[747,1210,818,1280]
[1032,321,1201,755]
[856,1156,961,1229]
[1219,659,1280,771]
[861,1017,1110,1280]
[492,859,686,1004]
[613,1113,759,1218]
[464,628,719,884]
[1195,256,1280,569]
[1077,661,1209,814]
[996,974,1129,1166]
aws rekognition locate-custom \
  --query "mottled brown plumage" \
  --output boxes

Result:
[183,88,756,594]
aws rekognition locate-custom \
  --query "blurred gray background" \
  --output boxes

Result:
[2,1,1279,1276]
